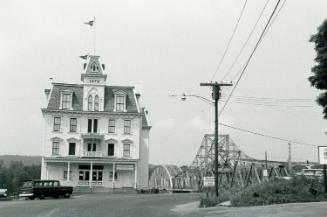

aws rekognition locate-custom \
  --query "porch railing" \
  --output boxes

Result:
[83,151,103,157]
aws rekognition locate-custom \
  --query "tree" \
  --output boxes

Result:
[309,19,327,119]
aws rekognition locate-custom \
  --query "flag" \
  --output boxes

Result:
[84,20,94,26]
[79,55,88,60]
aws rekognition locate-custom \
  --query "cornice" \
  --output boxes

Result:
[41,108,141,117]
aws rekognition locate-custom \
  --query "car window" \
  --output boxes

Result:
[43,182,49,187]
[23,182,32,187]
[53,181,59,187]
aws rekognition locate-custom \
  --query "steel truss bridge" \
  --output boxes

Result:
[149,134,289,191]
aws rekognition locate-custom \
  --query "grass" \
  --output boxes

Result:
[199,176,327,207]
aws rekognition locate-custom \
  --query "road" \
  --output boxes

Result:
[0,193,327,217]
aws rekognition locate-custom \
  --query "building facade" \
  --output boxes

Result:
[41,55,151,190]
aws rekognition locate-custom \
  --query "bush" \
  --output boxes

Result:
[231,176,327,207]
[199,186,238,207]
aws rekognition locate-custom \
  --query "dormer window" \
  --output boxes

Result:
[88,95,93,111]
[60,91,73,110]
[116,95,125,112]
[94,95,99,111]
[62,94,71,109]
[91,63,98,72]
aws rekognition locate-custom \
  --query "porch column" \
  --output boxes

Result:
[134,163,137,189]
[67,161,71,181]
[89,162,93,188]
[112,163,115,189]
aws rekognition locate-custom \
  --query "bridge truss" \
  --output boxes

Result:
[149,134,289,191]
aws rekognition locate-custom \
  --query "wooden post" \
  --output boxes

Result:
[230,161,238,187]
[246,164,253,186]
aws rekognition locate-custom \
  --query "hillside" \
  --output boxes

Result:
[0,155,41,167]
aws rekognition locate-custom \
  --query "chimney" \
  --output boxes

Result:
[44,89,51,100]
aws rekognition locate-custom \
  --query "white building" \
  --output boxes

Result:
[41,55,151,191]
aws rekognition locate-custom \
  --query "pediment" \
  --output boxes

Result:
[105,138,118,143]
[50,136,63,141]
[121,139,133,144]
[67,137,81,142]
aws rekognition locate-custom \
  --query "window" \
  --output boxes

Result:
[92,171,102,181]
[63,171,72,180]
[91,64,98,72]
[87,119,98,133]
[88,119,97,133]
[124,120,131,134]
[324,151,327,160]
[88,95,93,111]
[52,142,59,155]
[88,119,92,133]
[69,143,76,155]
[79,170,89,181]
[108,119,115,133]
[87,143,96,152]
[62,93,71,110]
[93,119,98,133]
[108,144,114,156]
[53,117,61,132]
[116,95,125,112]
[109,171,118,181]
[123,144,130,157]
[94,95,99,111]
[70,118,77,132]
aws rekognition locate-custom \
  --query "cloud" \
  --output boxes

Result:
[154,118,175,128]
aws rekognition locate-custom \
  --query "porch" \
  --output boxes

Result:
[42,159,138,190]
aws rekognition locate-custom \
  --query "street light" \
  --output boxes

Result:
[180,93,213,104]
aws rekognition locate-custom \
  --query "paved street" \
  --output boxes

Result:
[0,193,327,217]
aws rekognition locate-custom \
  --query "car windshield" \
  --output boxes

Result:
[22,182,32,187]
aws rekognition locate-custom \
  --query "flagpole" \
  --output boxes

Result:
[93,16,96,56]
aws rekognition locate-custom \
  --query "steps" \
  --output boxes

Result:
[73,186,136,194]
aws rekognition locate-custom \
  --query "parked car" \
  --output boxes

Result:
[0,189,7,198]
[19,180,73,200]
[295,169,323,178]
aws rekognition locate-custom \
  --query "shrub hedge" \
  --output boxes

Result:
[199,176,327,207]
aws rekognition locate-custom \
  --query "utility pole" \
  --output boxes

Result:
[200,81,232,197]
[288,142,292,174]
[265,151,268,169]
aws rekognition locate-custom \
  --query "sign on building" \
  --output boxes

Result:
[318,146,327,164]
[203,176,214,187]
[116,164,134,171]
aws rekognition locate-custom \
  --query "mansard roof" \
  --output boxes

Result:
[46,83,138,112]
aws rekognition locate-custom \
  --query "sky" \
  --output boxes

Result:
[0,0,327,166]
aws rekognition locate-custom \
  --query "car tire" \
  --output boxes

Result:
[64,193,70,198]
[39,194,45,200]
[28,196,35,200]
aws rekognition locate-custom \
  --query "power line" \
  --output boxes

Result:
[231,0,287,81]
[219,99,315,108]
[221,0,271,81]
[219,0,282,117]
[210,0,248,82]
[221,94,313,102]
[219,122,318,147]
[263,0,287,39]
[174,93,317,148]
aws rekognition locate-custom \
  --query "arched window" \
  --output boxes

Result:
[94,95,99,111]
[88,95,93,111]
